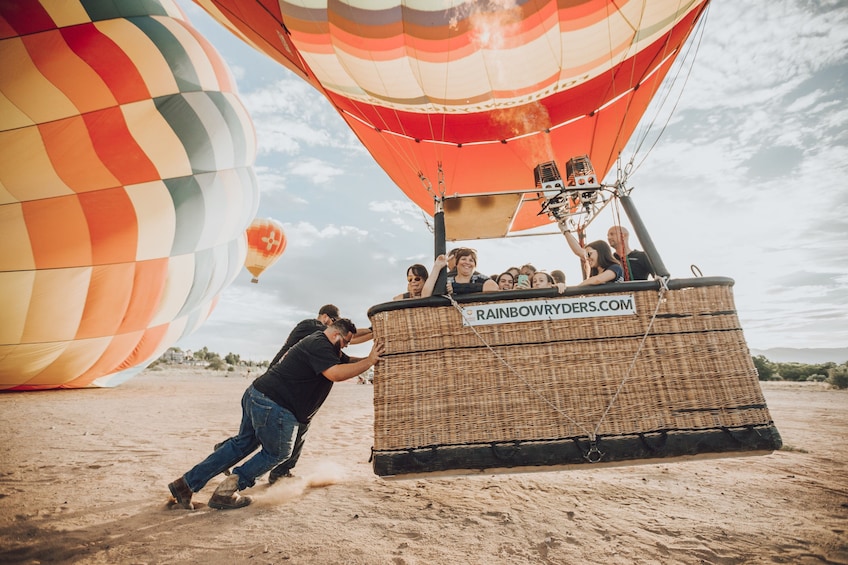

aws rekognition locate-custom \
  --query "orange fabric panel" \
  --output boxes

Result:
[120,323,169,370]
[39,116,120,193]
[77,187,139,265]
[117,258,169,334]
[60,331,144,388]
[75,263,136,340]
[22,29,117,114]
[83,106,161,186]
[22,195,91,269]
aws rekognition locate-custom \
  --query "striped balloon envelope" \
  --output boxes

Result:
[192,0,708,233]
[0,1,259,390]
[244,218,287,283]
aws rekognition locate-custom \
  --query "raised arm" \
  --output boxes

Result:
[420,255,448,297]
[562,228,588,260]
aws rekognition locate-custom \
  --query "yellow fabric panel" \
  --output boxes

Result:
[0,270,35,345]
[149,254,195,327]
[40,1,92,27]
[21,267,91,343]
[121,99,192,180]
[0,203,35,271]
[95,19,180,98]
[0,90,33,131]
[0,128,74,204]
[17,337,112,387]
[156,15,220,91]
[0,343,69,390]
[0,37,78,124]
[124,180,177,261]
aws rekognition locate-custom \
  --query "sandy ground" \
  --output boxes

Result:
[0,369,845,565]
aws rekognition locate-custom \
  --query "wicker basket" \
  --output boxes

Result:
[368,278,781,478]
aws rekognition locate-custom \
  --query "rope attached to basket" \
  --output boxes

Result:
[443,280,669,451]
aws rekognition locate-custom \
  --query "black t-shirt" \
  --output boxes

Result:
[269,318,325,366]
[615,249,654,281]
[254,332,350,423]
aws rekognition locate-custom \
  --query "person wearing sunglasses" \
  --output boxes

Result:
[168,319,384,510]
[393,264,429,300]
[559,223,624,285]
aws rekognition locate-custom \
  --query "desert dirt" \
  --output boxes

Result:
[0,369,845,564]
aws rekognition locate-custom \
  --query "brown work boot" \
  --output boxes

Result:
[208,474,251,510]
[168,476,194,510]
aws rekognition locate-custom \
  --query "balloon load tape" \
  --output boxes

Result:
[536,156,602,222]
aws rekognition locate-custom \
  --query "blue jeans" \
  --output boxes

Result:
[270,421,309,477]
[183,385,299,492]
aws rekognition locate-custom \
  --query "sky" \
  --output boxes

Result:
[173,0,848,361]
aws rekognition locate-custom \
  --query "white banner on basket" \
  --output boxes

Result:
[459,295,636,326]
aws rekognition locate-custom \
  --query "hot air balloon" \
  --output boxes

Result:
[244,218,287,283]
[193,0,707,232]
[189,0,781,476]
[0,1,259,390]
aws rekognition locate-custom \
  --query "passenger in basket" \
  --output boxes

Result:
[607,226,655,281]
[551,270,566,285]
[393,264,429,300]
[531,271,567,294]
[496,271,515,290]
[559,223,624,285]
[515,263,536,289]
[421,248,498,296]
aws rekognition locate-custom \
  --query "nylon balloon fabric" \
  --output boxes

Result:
[192,0,708,231]
[0,1,259,390]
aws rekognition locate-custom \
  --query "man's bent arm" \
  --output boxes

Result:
[323,358,376,382]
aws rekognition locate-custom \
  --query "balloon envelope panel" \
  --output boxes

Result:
[193,0,708,231]
[0,1,258,390]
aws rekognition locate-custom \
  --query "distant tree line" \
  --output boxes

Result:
[152,347,269,372]
[752,355,848,389]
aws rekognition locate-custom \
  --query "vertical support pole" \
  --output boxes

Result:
[618,191,670,278]
[433,197,447,295]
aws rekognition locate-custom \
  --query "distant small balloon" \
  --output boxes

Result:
[244,218,287,283]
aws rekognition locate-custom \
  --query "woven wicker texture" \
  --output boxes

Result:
[371,285,772,452]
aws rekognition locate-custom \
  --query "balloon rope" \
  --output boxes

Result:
[591,281,668,438]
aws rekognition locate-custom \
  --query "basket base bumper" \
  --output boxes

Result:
[373,424,782,479]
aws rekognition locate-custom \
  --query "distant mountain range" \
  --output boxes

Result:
[749,347,848,364]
